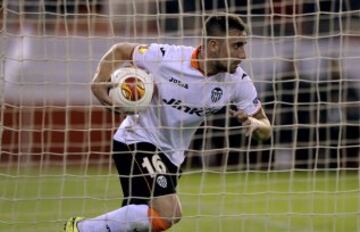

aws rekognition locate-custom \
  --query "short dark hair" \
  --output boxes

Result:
[204,15,247,38]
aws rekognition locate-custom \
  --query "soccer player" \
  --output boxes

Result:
[64,15,271,232]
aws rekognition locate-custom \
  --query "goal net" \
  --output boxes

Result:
[1,0,359,231]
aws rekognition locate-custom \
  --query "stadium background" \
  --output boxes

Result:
[1,1,359,231]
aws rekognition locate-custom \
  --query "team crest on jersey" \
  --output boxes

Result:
[156,175,167,188]
[211,87,223,103]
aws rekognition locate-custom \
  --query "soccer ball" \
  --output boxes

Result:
[109,67,154,113]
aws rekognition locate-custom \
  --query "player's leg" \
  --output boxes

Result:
[72,195,182,232]
[149,193,182,229]
[135,142,182,229]
[63,140,150,232]
[120,142,183,230]
[70,141,182,232]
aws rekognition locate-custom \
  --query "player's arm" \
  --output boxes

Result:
[230,107,272,141]
[91,42,139,109]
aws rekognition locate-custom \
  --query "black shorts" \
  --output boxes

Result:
[112,140,181,206]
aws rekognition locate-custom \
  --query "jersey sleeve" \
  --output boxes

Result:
[132,43,167,73]
[232,72,262,116]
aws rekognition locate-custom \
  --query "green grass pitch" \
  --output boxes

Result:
[0,165,359,232]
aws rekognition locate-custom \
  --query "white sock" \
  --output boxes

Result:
[77,204,150,232]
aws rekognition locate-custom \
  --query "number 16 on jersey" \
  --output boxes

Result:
[141,154,167,178]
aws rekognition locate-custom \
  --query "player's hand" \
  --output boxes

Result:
[92,81,115,105]
[230,109,271,140]
[92,81,125,114]
[229,109,255,137]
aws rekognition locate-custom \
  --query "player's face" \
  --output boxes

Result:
[210,29,247,74]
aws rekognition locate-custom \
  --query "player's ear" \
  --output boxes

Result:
[208,39,219,53]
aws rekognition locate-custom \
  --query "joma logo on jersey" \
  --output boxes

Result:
[163,98,219,116]
[169,77,189,89]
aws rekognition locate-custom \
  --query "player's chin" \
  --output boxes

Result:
[228,65,239,74]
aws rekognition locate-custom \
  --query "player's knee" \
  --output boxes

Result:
[170,205,182,225]
[148,207,182,231]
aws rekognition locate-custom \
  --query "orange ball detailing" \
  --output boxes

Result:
[147,208,171,232]
[120,77,145,101]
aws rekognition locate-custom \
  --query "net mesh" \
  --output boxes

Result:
[1,0,359,231]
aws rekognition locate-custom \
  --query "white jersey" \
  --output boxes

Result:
[113,43,261,167]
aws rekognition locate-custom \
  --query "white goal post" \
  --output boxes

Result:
[1,1,359,232]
